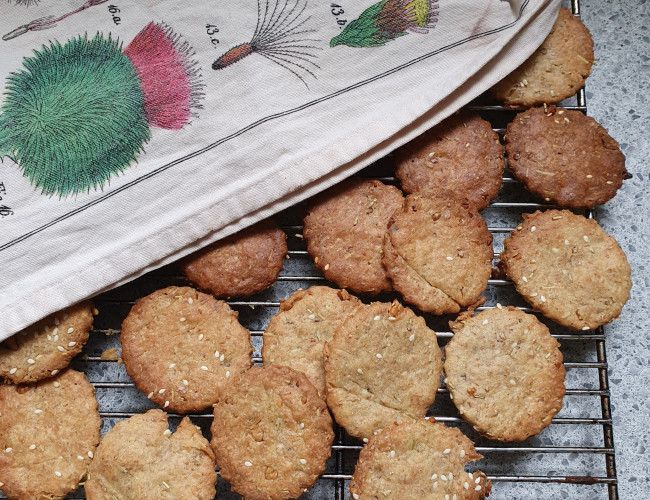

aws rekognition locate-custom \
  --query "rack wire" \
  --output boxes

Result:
[1,0,618,498]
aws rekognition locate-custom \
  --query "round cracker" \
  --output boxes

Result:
[303,177,404,294]
[262,286,362,398]
[500,210,632,330]
[0,302,94,384]
[395,111,504,211]
[182,219,287,298]
[85,410,216,500]
[324,300,442,440]
[0,369,101,500]
[383,195,493,315]
[121,286,253,413]
[491,7,594,107]
[210,365,333,500]
[445,306,566,441]
[505,106,628,208]
[350,419,491,500]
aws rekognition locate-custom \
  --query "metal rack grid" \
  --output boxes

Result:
[2,0,619,498]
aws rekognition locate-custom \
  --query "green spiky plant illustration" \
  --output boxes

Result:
[330,0,439,48]
[0,22,203,197]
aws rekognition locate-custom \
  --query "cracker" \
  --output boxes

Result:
[383,195,493,315]
[0,302,94,384]
[350,419,491,500]
[303,177,404,294]
[182,218,287,298]
[324,300,442,440]
[210,365,333,500]
[499,210,632,330]
[505,106,628,208]
[395,111,504,211]
[262,286,362,398]
[491,7,594,107]
[0,370,101,500]
[445,306,566,441]
[121,286,253,413]
[85,410,216,500]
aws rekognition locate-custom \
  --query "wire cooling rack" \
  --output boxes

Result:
[2,0,618,498]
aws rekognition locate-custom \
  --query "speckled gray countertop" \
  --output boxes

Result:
[580,0,650,497]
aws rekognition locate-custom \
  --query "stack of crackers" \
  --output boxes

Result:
[0,7,632,500]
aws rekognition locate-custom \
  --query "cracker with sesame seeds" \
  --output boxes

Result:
[303,177,404,295]
[0,302,95,384]
[121,286,253,413]
[323,300,442,440]
[350,419,491,500]
[394,111,504,211]
[490,7,594,108]
[181,218,287,298]
[382,195,493,315]
[0,369,101,500]
[84,409,216,500]
[262,286,362,398]
[445,307,566,441]
[210,365,333,500]
[505,106,628,208]
[499,210,632,330]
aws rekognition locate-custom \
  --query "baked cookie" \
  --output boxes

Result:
[491,7,594,107]
[350,419,491,500]
[394,111,504,211]
[182,218,287,298]
[0,370,101,500]
[85,410,216,500]
[324,300,442,440]
[262,286,362,398]
[121,286,253,413]
[0,302,95,384]
[445,306,566,441]
[210,365,333,500]
[383,195,493,315]
[499,210,632,330]
[303,177,404,294]
[505,106,628,208]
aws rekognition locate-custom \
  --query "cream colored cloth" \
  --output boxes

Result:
[0,0,559,339]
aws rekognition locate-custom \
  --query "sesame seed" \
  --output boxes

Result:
[441,475,447,481]
[188,297,194,305]
[469,472,473,479]
[159,388,166,394]
[530,292,538,297]
[606,181,614,185]
[363,438,369,443]
[388,316,396,321]
[226,371,231,378]
[68,342,76,347]
[147,392,154,399]
[308,314,315,319]
[389,450,395,457]
[88,451,94,458]
[496,303,503,310]
[34,409,42,414]
[522,276,528,282]
[201,366,208,371]
[299,423,305,429]
[53,335,58,341]
[583,235,589,242]
[198,334,204,341]
[357,368,363,374]
[163,429,172,437]
[57,346,64,352]
[324,263,330,271]
[465,142,470,147]
[163,401,170,408]
[183,379,189,386]
[67,327,74,333]
[586,174,593,179]
[530,226,536,232]
[443,448,451,454]
[482,319,489,325]
[162,481,170,489]
[77,455,84,460]
[5,448,12,453]
[214,350,220,358]
[54,471,62,477]
[545,353,551,359]
[54,318,60,326]
[475,485,482,491]
[373,315,381,321]
[510,379,516,385]
[540,295,546,303]
[220,354,225,362]
[445,495,450,500]
[475,477,481,484]
[29,444,36,450]
[453,495,457,500]
[169,363,176,369]
[27,358,35,364]
[244,461,253,467]
[180,317,186,322]
[582,326,590,331]
[300,458,307,464]
[408,334,415,341]
[9,368,16,374]
[460,449,465,457]
[47,335,52,340]
[449,472,453,481]
[51,370,59,375]
[376,353,383,359]
[353,494,360,500]
[446,256,453,261]
[433,482,438,488]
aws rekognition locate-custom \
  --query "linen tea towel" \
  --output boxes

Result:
[0,0,560,339]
